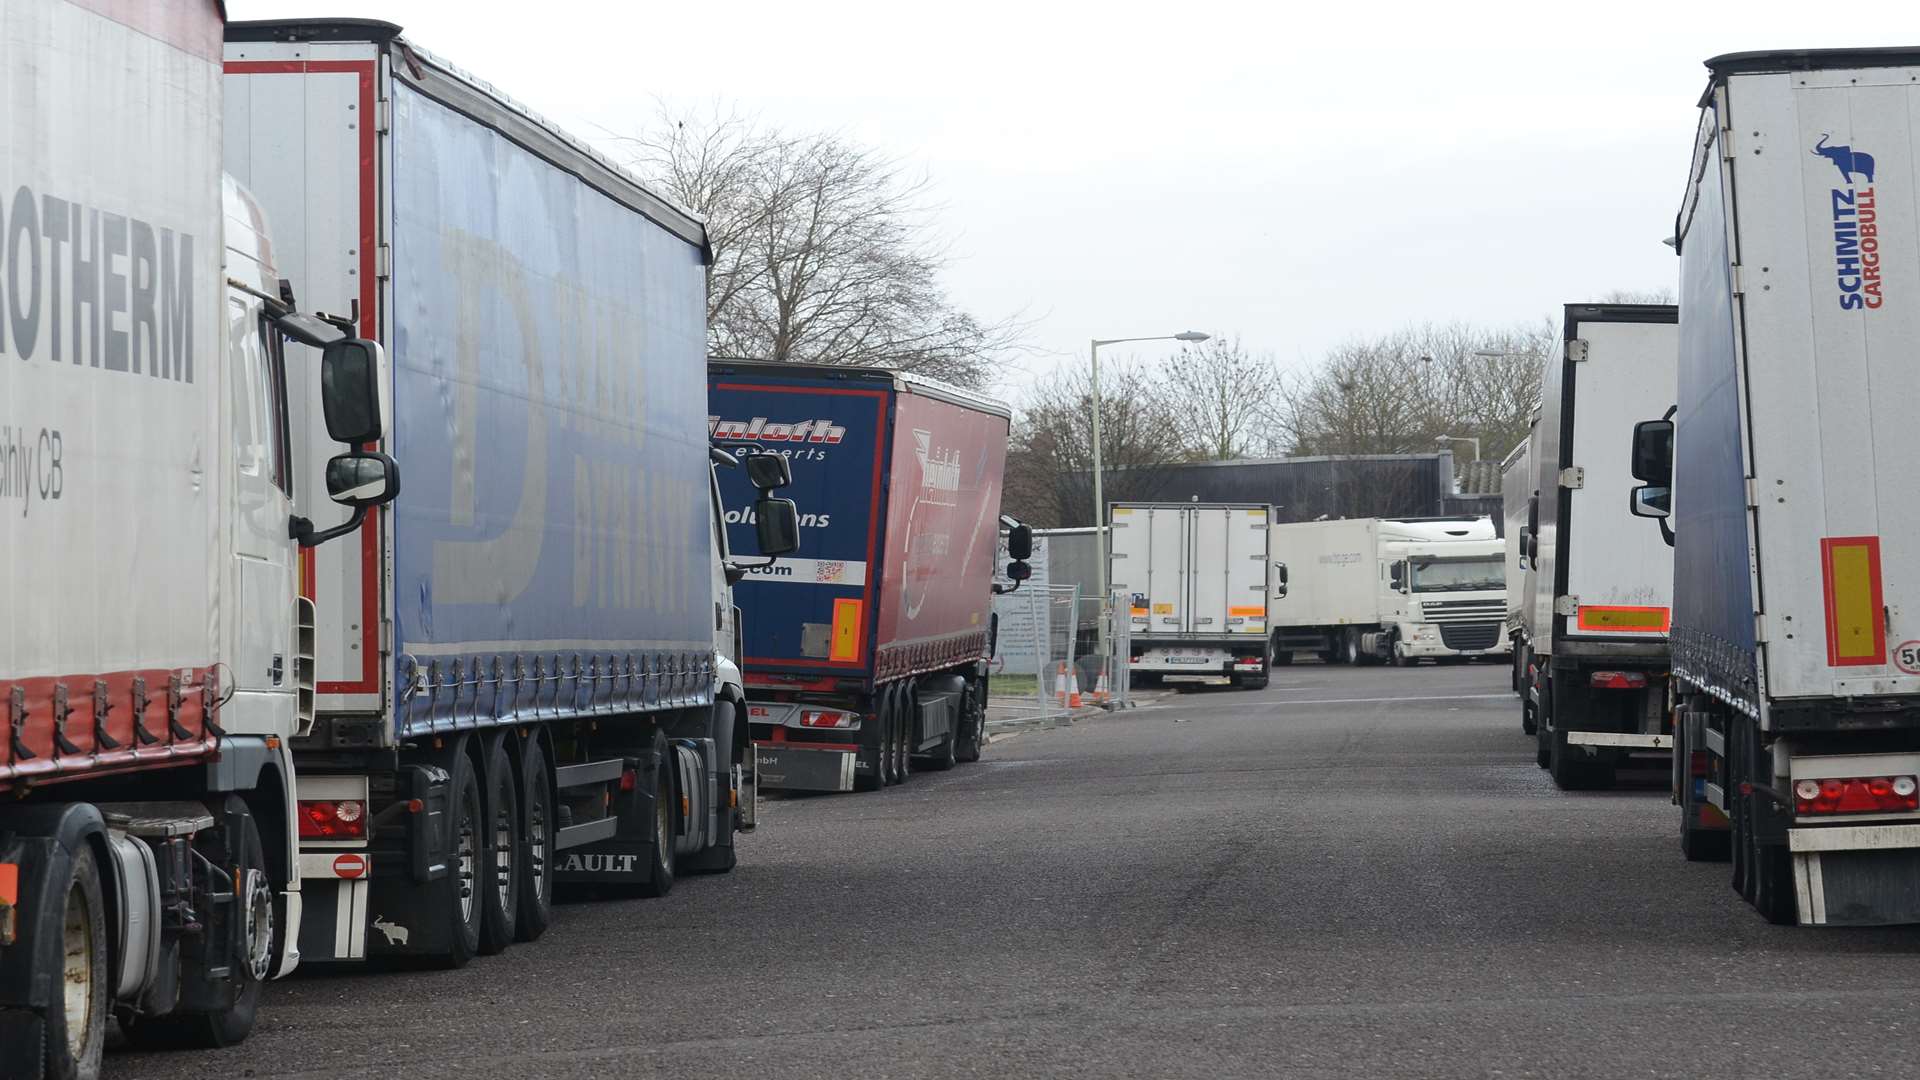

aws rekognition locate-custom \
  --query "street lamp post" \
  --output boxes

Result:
[1090,330,1209,695]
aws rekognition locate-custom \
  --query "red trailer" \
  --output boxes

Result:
[710,361,1012,792]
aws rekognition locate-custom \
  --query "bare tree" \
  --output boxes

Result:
[1003,361,1190,528]
[1157,335,1282,460]
[618,105,1022,387]
[1596,287,1676,304]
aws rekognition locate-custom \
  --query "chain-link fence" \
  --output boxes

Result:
[988,585,1133,729]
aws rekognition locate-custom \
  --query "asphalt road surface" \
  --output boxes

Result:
[110,663,1920,1079]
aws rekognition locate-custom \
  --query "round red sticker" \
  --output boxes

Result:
[333,854,367,879]
[1894,641,1920,675]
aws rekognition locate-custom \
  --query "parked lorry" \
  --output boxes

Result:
[1108,503,1274,688]
[1268,517,1510,666]
[1629,48,1920,924]
[1514,305,1679,790]
[221,19,795,966]
[710,361,1018,792]
[2,3,400,1074]
[1500,432,1536,698]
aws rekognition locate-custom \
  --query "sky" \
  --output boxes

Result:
[227,0,1920,396]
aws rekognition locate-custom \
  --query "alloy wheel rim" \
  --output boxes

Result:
[62,881,93,1057]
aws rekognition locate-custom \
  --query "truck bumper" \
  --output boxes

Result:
[1133,644,1266,675]
[1398,636,1513,658]
[1788,823,1920,926]
[755,742,859,793]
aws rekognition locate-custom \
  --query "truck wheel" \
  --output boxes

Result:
[1340,628,1361,665]
[1548,681,1615,791]
[1521,693,1537,736]
[36,844,107,1080]
[954,681,986,763]
[1729,721,1795,924]
[434,747,486,967]
[123,795,273,1050]
[855,700,886,792]
[1390,640,1414,667]
[684,699,741,873]
[477,736,522,955]
[637,731,678,897]
[918,688,959,772]
[516,736,555,941]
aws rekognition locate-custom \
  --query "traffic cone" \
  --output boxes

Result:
[1094,665,1110,705]
[1068,671,1082,709]
[1055,662,1069,706]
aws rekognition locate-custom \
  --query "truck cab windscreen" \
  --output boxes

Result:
[1409,556,1502,592]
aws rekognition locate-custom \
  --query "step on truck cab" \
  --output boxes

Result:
[1269,517,1510,666]
[1110,502,1275,689]
[1631,48,1920,925]
[710,361,1020,793]
[1,3,399,1075]
[1517,305,1680,791]
[223,19,777,966]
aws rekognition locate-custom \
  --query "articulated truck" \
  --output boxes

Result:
[1516,305,1679,790]
[222,19,794,965]
[710,361,1018,793]
[1634,48,1920,923]
[2,3,398,1075]
[1268,517,1509,666]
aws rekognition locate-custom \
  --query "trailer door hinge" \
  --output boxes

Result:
[1566,338,1589,363]
[1558,467,1584,489]
[1744,476,1760,509]
[377,243,392,281]
[1554,595,1580,617]
[1730,264,1745,297]
[375,98,392,134]
[1754,610,1769,645]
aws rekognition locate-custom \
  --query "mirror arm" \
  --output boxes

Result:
[992,580,1023,595]
[291,505,368,549]
[1657,517,1675,549]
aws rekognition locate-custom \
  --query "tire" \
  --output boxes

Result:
[637,732,677,898]
[477,736,521,955]
[123,795,273,1050]
[683,699,742,874]
[1730,719,1795,923]
[1390,640,1414,667]
[855,698,886,792]
[37,844,107,1080]
[954,681,985,764]
[1341,628,1362,665]
[516,736,555,942]
[1520,693,1537,736]
[440,748,487,966]
[893,683,914,784]
[1548,680,1616,791]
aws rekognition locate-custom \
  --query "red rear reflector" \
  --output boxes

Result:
[619,768,637,792]
[1588,671,1648,690]
[298,799,368,840]
[799,709,854,729]
[1794,775,1919,815]
[1689,751,1712,779]
[0,862,15,946]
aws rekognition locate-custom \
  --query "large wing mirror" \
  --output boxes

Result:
[754,496,801,557]
[1007,523,1034,561]
[326,451,400,508]
[1630,419,1674,485]
[1274,561,1289,598]
[321,339,383,444]
[995,519,1035,594]
[1389,560,1408,594]
[744,452,792,491]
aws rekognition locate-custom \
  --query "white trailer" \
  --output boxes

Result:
[1633,48,1920,924]
[0,3,395,1074]
[1109,503,1274,689]
[1269,518,1510,666]
[1518,305,1679,791]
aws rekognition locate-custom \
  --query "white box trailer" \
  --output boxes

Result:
[1109,503,1273,688]
[1269,517,1510,666]
[1516,305,1678,791]
[1636,48,1920,924]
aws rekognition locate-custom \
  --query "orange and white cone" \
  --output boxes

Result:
[1093,666,1110,705]
[1068,671,1083,709]
[1055,662,1069,706]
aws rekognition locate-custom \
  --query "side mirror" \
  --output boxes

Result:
[325,450,400,508]
[1629,485,1671,519]
[754,496,801,556]
[1389,561,1406,591]
[1007,523,1034,561]
[1273,561,1289,598]
[1631,419,1674,485]
[744,453,792,491]
[1006,560,1032,582]
[321,338,383,444]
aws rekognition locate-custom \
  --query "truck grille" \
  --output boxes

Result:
[1421,599,1506,623]
[1439,622,1501,650]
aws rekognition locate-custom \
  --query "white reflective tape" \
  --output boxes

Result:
[1564,732,1673,749]
[1788,822,1920,853]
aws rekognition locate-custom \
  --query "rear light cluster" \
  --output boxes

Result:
[298,799,368,839]
[1793,775,1920,816]
[1588,671,1648,690]
[798,709,855,729]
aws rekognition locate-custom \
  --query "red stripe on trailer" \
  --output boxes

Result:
[1,667,221,788]
[226,58,384,695]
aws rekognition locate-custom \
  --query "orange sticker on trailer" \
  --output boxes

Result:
[830,599,863,662]
[1575,605,1670,632]
[1822,536,1886,666]
[1229,606,1266,617]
